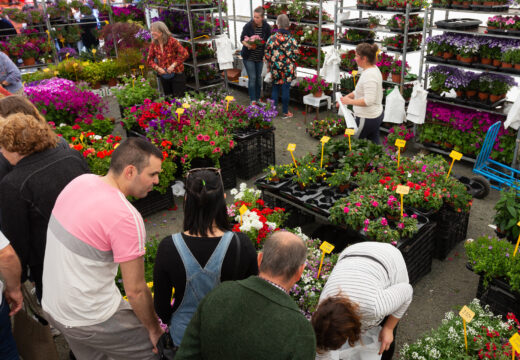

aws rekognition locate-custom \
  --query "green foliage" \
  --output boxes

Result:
[493,186,520,240]
[111,75,158,108]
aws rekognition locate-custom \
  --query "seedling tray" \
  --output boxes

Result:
[436,18,482,30]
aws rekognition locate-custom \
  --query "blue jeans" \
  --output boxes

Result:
[271,82,291,115]
[0,298,19,360]
[243,59,263,102]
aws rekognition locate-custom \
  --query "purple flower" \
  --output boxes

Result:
[488,245,493,250]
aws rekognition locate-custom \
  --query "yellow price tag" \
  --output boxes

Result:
[287,143,296,152]
[395,139,406,148]
[66,52,70,57]
[105,20,109,24]
[270,168,276,176]
[176,108,185,115]
[225,95,234,102]
[73,63,78,67]
[239,205,248,215]
[459,306,475,323]
[510,333,520,353]
[80,133,84,141]
[43,68,50,72]
[345,129,355,136]
[170,287,175,306]
[92,49,97,54]
[513,221,520,257]
[182,103,190,109]
[320,136,331,144]
[139,65,144,69]
[396,185,410,195]
[352,70,358,86]
[320,136,330,168]
[450,150,463,161]
[54,71,59,76]
[319,241,335,254]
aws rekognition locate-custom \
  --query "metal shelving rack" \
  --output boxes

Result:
[418,6,520,166]
[145,0,229,92]
[333,2,427,93]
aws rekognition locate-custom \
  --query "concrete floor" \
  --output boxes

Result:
[52,86,501,359]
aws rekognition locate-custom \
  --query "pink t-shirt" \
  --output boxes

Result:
[42,174,146,327]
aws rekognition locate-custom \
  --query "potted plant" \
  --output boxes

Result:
[245,99,278,129]
[501,48,515,68]
[98,59,121,86]
[383,125,414,152]
[488,73,516,102]
[390,59,409,83]
[326,165,354,193]
[368,16,380,28]
[493,186,520,241]
[511,49,520,69]
[243,35,264,50]
[20,42,40,66]
[290,158,326,190]
[262,163,295,183]
[298,75,331,98]
[427,65,452,94]
[376,52,393,80]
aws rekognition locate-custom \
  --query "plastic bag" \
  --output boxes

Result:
[383,86,405,124]
[264,72,272,83]
[336,91,358,132]
[407,83,428,124]
[171,180,185,197]
[505,93,520,130]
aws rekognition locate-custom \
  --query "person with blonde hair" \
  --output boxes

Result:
[0,113,88,301]
[147,21,189,98]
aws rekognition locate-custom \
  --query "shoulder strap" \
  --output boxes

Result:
[339,254,389,279]
[232,232,241,279]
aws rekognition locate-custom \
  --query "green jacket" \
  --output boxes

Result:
[175,276,316,360]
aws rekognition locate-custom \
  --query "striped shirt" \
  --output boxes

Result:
[319,242,413,331]
[249,26,265,62]
[42,174,146,327]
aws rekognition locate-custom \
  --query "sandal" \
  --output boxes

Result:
[282,111,293,119]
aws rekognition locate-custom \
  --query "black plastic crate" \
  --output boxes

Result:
[234,129,275,180]
[430,205,470,260]
[220,152,236,190]
[261,193,314,228]
[476,275,520,319]
[398,222,435,286]
[132,189,174,218]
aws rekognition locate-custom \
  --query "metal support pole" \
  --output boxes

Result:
[218,0,229,92]
[513,129,520,170]
[232,0,237,49]
[41,1,59,64]
[106,0,118,59]
[317,0,323,76]
[400,3,411,94]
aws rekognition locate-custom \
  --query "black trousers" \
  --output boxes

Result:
[355,111,384,145]
[159,73,186,99]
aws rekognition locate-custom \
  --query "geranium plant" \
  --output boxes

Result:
[297,75,331,95]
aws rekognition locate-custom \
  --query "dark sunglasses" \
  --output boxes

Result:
[186,167,224,189]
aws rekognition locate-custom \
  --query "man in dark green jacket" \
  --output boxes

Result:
[175,231,316,360]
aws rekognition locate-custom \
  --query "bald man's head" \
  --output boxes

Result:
[259,231,307,282]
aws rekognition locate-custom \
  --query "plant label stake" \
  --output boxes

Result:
[132,79,135,88]
[447,150,463,179]
[225,95,234,111]
[287,143,300,178]
[317,241,334,279]
[320,136,330,168]
[395,139,406,168]
[459,305,475,353]
[396,185,410,218]
[73,63,78,81]
[170,286,175,306]
[176,108,184,121]
[345,129,355,150]
[239,205,248,226]
[65,52,70,60]
[514,221,520,257]
[510,333,520,359]
[182,103,190,109]
[43,68,50,73]
[352,70,358,87]
[54,71,59,76]
[92,49,97,56]
[139,64,144,77]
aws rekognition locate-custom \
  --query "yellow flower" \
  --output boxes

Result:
[123,296,128,301]
[147,282,154,289]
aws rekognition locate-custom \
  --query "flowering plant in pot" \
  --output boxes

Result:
[427,65,452,94]
[245,99,277,129]
[111,75,158,108]
[364,215,418,243]
[488,73,517,101]
[368,15,381,28]
[389,59,409,83]
[326,164,354,192]
[400,299,520,360]
[479,38,502,65]
[262,163,295,183]
[445,68,470,97]
[243,35,265,49]
[20,42,40,64]
[455,37,479,62]
[425,35,443,56]
[289,227,338,319]
[298,75,331,97]
[376,52,393,79]
[290,156,326,189]
[501,48,515,68]
[383,124,414,152]
[340,50,358,72]
[306,115,346,139]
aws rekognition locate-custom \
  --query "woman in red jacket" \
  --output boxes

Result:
[147,21,189,99]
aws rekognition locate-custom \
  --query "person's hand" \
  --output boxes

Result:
[167,63,177,73]
[157,67,166,75]
[5,287,23,316]
[341,95,351,105]
[149,327,165,354]
[378,326,394,355]
[2,80,8,86]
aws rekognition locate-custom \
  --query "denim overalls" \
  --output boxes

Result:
[169,232,233,345]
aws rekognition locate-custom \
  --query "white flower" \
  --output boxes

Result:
[230,188,238,196]
[59,123,67,127]
[266,221,277,230]
[239,183,247,191]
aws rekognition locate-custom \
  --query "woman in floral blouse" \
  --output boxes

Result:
[147,21,189,99]
[264,14,299,119]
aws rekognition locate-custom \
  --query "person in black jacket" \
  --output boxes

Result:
[240,6,271,105]
[153,168,258,347]
[0,112,89,301]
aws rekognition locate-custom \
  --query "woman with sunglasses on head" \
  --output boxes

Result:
[340,43,384,144]
[153,169,258,347]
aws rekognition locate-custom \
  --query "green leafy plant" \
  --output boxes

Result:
[493,186,520,240]
[326,164,353,188]
[111,75,158,108]
[262,163,295,182]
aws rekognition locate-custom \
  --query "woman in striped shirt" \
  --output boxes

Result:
[312,242,413,360]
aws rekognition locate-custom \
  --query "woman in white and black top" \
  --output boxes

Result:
[312,242,412,360]
[340,43,384,144]
[240,6,271,105]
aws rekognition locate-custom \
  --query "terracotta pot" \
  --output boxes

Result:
[90,82,101,89]
[515,64,520,70]
[436,51,443,57]
[108,78,117,87]
[489,94,502,103]
[250,44,257,50]
[502,62,513,69]
[312,91,323,98]
[382,72,389,80]
[455,90,464,98]
[492,59,501,67]
[443,52,453,59]
[460,56,472,63]
[391,74,401,83]
[481,58,492,65]
[462,1,470,6]
[456,54,461,61]
[338,184,350,193]
[466,90,477,98]
[483,0,494,5]
[22,57,36,66]
[488,25,497,29]
[478,92,489,101]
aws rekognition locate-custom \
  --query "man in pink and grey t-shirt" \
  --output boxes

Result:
[42,138,164,360]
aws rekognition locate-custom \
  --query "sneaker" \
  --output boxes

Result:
[257,100,266,106]
[251,101,257,106]
[282,111,293,119]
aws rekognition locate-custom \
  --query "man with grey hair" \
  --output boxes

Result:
[175,231,316,360]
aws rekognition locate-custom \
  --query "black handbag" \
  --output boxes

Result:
[157,332,178,360]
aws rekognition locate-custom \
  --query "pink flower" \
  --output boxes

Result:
[355,202,362,207]
[371,201,379,207]
[391,241,397,246]
[411,214,417,219]
[203,135,210,141]
[363,226,368,232]
[344,207,350,214]
[210,141,215,145]
[397,222,405,229]
[364,219,370,225]
[196,134,204,141]
[380,218,388,226]
[215,130,219,136]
